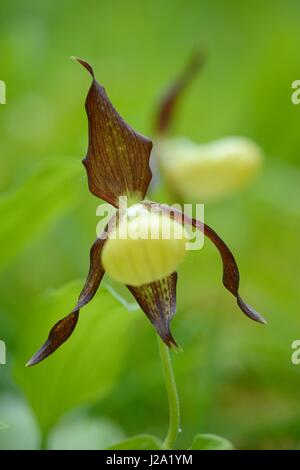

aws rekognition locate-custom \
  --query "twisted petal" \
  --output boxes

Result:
[26,237,106,366]
[149,203,266,325]
[76,58,153,207]
[127,272,178,348]
[154,50,205,135]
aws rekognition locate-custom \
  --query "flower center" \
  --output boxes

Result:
[101,205,187,286]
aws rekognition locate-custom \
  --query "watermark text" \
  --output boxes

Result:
[0,80,6,104]
[291,80,300,105]
[0,340,6,365]
[95,197,205,251]
[291,340,300,365]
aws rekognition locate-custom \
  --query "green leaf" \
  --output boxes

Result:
[49,414,125,450]
[14,280,135,435]
[0,421,9,430]
[190,433,234,450]
[0,395,39,450]
[0,159,80,271]
[108,434,163,450]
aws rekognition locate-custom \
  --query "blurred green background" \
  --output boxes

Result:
[0,0,300,450]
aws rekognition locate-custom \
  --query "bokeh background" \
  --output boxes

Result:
[0,0,300,450]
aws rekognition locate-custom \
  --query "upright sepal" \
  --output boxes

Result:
[76,58,153,207]
[127,272,178,347]
[154,50,205,135]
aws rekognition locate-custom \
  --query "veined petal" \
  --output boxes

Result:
[26,237,106,366]
[76,58,153,207]
[149,202,266,325]
[127,272,178,348]
[154,50,205,135]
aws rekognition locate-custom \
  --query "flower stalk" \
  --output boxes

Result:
[157,335,180,449]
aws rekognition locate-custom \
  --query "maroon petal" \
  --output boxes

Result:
[154,50,205,135]
[76,58,153,207]
[149,203,266,325]
[198,223,266,323]
[127,272,179,348]
[26,237,106,366]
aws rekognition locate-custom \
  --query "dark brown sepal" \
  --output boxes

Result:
[76,58,153,207]
[127,272,179,348]
[154,50,205,135]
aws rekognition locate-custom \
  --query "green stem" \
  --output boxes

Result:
[40,430,48,450]
[157,336,180,449]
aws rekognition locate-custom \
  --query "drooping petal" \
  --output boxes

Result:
[26,237,106,366]
[149,202,266,324]
[198,223,266,324]
[127,272,178,348]
[76,58,153,207]
[154,50,205,135]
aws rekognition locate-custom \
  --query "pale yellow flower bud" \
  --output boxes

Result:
[101,204,187,286]
[156,136,263,201]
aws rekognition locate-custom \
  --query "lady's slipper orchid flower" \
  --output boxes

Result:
[27,59,266,366]
[154,53,264,201]
[156,136,263,201]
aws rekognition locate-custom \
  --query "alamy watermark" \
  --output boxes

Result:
[0,340,6,365]
[95,197,205,251]
[291,340,300,365]
[0,80,6,104]
[291,80,300,105]
[0,83,8,365]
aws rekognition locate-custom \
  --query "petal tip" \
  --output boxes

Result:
[73,57,95,78]
[159,327,179,350]
[25,358,35,367]
[237,294,267,325]
[25,340,51,367]
[172,342,183,353]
